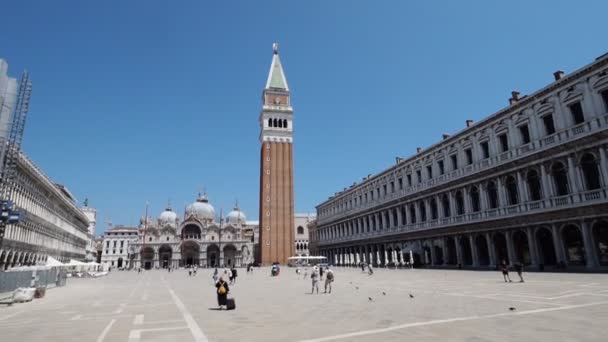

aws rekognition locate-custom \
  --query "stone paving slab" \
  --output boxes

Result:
[1,267,607,341]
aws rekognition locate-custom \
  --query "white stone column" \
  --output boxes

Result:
[469,235,479,267]
[540,163,552,198]
[551,224,567,265]
[581,221,599,268]
[598,146,608,187]
[505,231,516,265]
[455,237,463,266]
[526,227,539,268]
[429,240,436,266]
[486,233,496,267]
[516,171,528,203]
[567,156,581,194]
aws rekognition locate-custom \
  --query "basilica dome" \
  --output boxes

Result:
[186,193,216,221]
[158,207,178,227]
[226,205,246,225]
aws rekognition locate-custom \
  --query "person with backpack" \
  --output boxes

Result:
[324,268,334,293]
[215,276,230,310]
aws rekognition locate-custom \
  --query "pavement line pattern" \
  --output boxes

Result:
[128,326,189,342]
[167,286,209,342]
[0,311,23,321]
[95,318,116,342]
[299,301,608,342]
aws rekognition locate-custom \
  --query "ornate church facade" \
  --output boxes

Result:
[130,193,255,269]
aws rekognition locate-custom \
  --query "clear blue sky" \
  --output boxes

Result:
[2,1,607,235]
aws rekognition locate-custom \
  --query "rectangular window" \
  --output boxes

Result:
[450,154,458,170]
[390,181,395,193]
[438,160,444,175]
[370,191,374,200]
[499,134,509,152]
[465,148,473,165]
[359,195,362,204]
[398,177,403,189]
[416,170,422,183]
[519,124,531,144]
[365,193,368,202]
[569,102,585,124]
[426,165,433,179]
[542,114,556,135]
[407,174,412,186]
[602,89,608,112]
[382,185,387,195]
[376,188,380,197]
[480,141,489,159]
[120,241,124,247]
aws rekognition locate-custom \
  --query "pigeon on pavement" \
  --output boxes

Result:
[409,294,414,298]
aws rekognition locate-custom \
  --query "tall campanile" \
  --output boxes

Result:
[258,43,294,265]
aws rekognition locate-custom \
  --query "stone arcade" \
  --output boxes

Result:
[314,53,608,271]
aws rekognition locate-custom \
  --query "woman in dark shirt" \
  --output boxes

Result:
[215,277,230,309]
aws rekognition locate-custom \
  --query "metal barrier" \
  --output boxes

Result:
[0,268,67,299]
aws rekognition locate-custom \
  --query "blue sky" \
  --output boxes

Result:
[2,1,607,235]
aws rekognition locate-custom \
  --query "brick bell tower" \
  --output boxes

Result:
[258,43,295,265]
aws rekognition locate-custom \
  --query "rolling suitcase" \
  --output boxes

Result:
[226,297,236,310]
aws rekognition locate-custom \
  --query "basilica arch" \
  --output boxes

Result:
[223,244,238,267]
[159,245,172,269]
[181,241,200,266]
[206,244,220,267]
[141,247,155,270]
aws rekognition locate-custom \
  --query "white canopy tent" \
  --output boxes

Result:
[46,256,67,267]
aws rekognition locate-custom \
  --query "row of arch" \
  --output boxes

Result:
[137,242,250,269]
[320,152,605,241]
[320,220,608,269]
[0,251,58,270]
[296,242,308,250]
[268,118,288,129]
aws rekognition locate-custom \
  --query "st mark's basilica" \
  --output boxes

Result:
[129,193,255,269]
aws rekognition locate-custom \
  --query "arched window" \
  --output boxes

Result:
[297,226,304,234]
[430,199,438,220]
[552,162,570,196]
[581,153,601,190]
[268,118,273,127]
[487,181,499,209]
[526,170,542,201]
[455,191,465,215]
[283,119,288,128]
[278,119,283,128]
[273,118,278,127]
[505,175,519,205]
[470,186,480,212]
[442,194,450,217]
[409,204,416,224]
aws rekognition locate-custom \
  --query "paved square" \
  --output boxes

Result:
[1,268,608,341]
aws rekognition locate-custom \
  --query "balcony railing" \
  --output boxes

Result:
[317,114,607,225]
[318,188,608,245]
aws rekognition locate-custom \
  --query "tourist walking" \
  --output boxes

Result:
[319,266,325,281]
[361,262,366,272]
[188,267,192,277]
[193,267,197,276]
[514,262,524,282]
[324,268,334,293]
[215,277,230,310]
[213,268,219,283]
[501,260,512,282]
[367,263,374,275]
[311,267,320,294]
[230,267,238,284]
